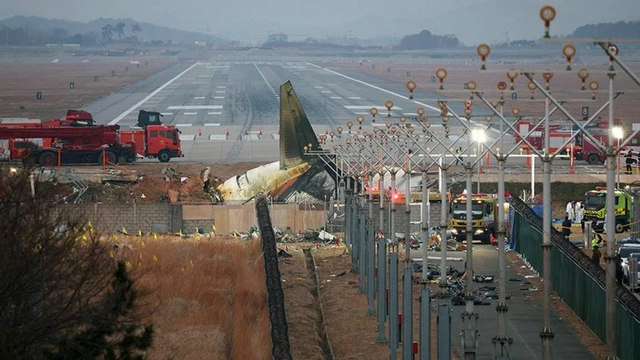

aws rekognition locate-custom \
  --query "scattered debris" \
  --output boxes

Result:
[278,249,293,258]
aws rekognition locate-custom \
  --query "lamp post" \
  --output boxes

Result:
[613,126,624,188]
[473,129,487,193]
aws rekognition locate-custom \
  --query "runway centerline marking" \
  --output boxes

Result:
[253,63,279,101]
[109,62,200,125]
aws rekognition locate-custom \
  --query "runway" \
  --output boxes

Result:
[81,55,614,179]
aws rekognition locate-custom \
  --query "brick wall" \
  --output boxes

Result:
[56,203,181,234]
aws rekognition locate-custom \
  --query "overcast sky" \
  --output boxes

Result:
[2,0,639,44]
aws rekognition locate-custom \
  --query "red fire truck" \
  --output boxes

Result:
[0,110,182,165]
[513,118,635,164]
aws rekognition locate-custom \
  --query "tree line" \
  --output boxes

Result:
[0,22,142,46]
[572,20,640,39]
[396,29,460,50]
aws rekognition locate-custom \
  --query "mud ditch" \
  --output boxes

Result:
[303,248,335,360]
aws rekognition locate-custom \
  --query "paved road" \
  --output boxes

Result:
[414,245,595,359]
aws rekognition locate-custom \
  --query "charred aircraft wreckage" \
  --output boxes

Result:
[206,81,347,204]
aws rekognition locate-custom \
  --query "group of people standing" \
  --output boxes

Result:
[566,200,584,225]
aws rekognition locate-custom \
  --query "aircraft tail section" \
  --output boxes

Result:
[279,81,319,169]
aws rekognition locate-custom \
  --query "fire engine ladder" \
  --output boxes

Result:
[58,169,88,204]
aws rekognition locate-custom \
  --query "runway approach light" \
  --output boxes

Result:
[471,129,487,144]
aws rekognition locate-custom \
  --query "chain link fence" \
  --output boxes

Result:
[508,195,640,359]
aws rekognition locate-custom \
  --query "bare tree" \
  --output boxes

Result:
[267,32,288,44]
[0,166,153,359]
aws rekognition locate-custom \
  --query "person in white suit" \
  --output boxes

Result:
[575,201,583,224]
[566,201,575,222]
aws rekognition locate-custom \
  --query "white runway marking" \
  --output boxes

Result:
[167,105,223,110]
[321,90,332,93]
[179,134,196,141]
[254,63,279,101]
[109,62,200,125]
[204,123,221,126]
[349,96,362,100]
[197,75,214,78]
[306,62,500,134]
[176,123,193,127]
[353,112,370,115]
[213,96,225,99]
[217,86,226,88]
[344,105,403,110]
[207,111,222,115]
[192,82,209,84]
[183,112,198,115]
[215,90,226,93]
[330,96,342,99]
[314,86,324,89]
[160,112,174,116]
[194,96,206,100]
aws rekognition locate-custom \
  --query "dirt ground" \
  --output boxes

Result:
[0,59,175,120]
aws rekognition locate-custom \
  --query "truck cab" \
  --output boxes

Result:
[449,193,497,243]
[583,187,633,233]
[137,110,163,128]
[118,110,182,162]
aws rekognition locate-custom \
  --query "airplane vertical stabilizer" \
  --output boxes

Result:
[279,81,319,170]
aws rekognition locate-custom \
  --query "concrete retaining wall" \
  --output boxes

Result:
[55,203,327,235]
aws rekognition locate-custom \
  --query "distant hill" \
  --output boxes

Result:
[0,16,224,45]
[396,30,460,50]
[571,20,640,39]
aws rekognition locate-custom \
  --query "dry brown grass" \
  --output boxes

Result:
[113,234,270,360]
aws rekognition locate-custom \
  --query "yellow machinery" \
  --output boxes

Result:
[449,193,499,243]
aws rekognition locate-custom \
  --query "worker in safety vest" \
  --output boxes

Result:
[592,233,603,248]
